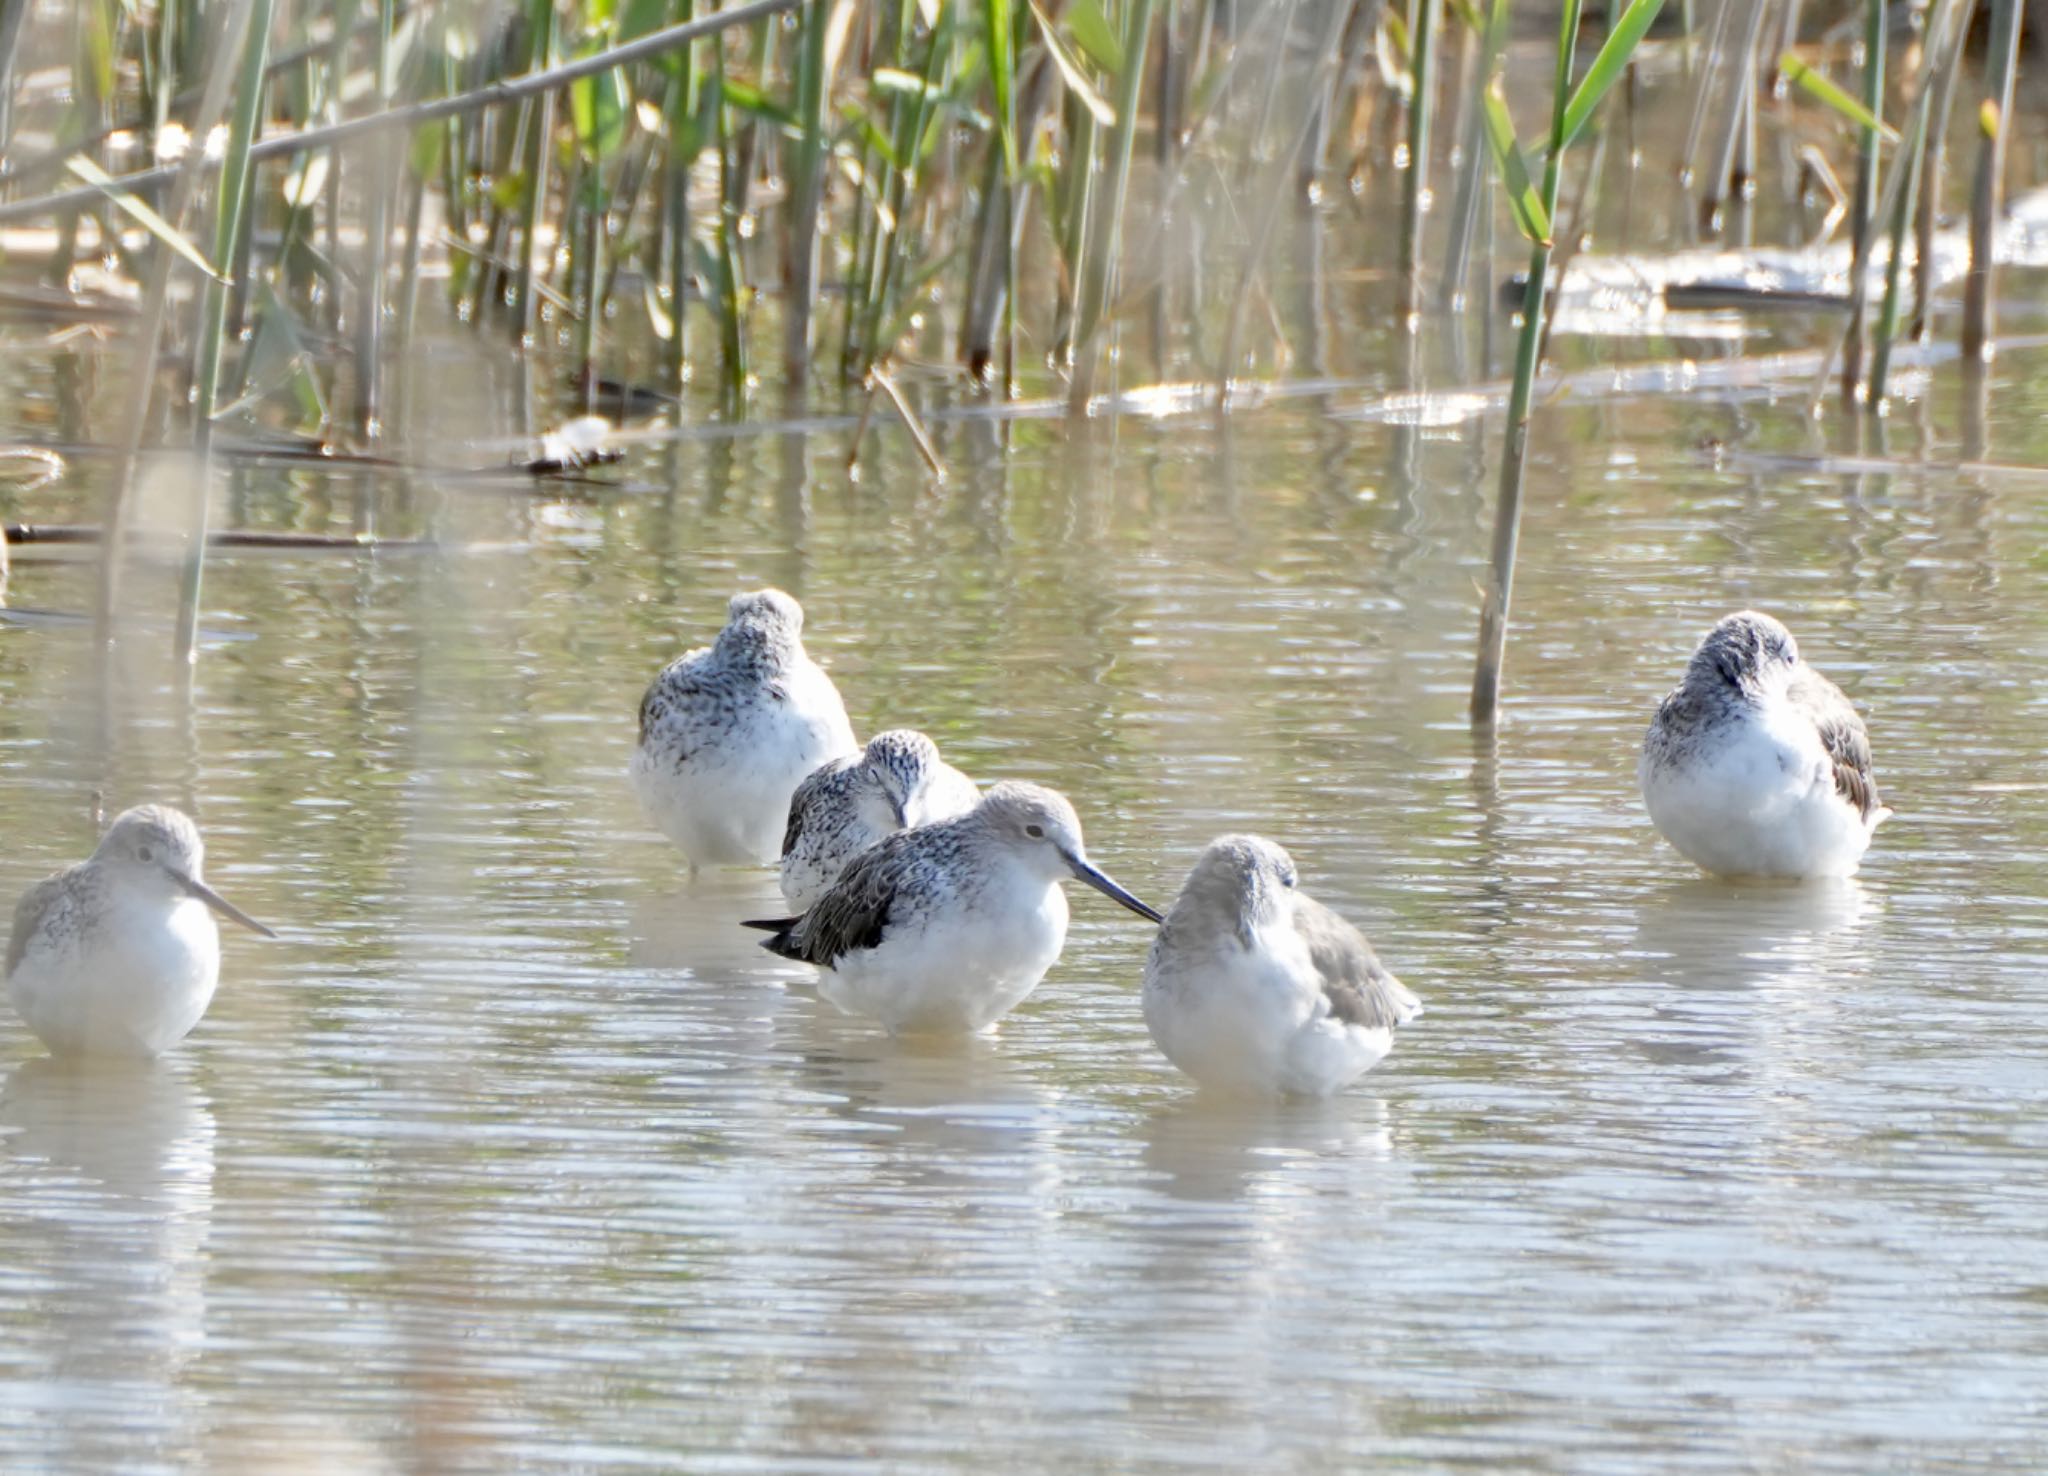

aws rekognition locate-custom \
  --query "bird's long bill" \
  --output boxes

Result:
[1065,853,1165,924]
[176,872,278,939]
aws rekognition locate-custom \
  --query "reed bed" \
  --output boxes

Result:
[0,0,2030,703]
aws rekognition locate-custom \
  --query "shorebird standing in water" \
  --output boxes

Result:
[779,730,980,911]
[1143,835,1421,1097]
[1640,610,1888,879]
[6,805,275,1057]
[747,781,1162,1034]
[631,589,858,869]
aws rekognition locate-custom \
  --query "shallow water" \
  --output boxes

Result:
[4,321,2048,1469]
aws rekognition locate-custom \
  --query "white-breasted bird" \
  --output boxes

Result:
[630,589,859,868]
[6,805,275,1057]
[1640,610,1888,879]
[778,729,980,912]
[747,781,1162,1034]
[1143,835,1420,1097]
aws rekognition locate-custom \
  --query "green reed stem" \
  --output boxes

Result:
[1471,0,1583,725]
[1910,4,1965,341]
[1870,0,1959,405]
[1069,0,1158,411]
[1398,0,1441,326]
[0,0,803,227]
[174,0,271,664]
[783,0,832,389]
[514,0,556,348]
[99,0,246,647]
[712,41,747,405]
[355,0,396,441]
[1839,0,1884,399]
[854,1,952,379]
[0,0,35,163]
[1961,0,2020,363]
[1051,97,1097,368]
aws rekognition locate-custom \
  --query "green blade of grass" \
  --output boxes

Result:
[1065,0,1125,74]
[1481,80,1550,246]
[985,0,1016,178]
[1779,53,1899,143]
[1558,0,1665,150]
[721,74,800,129]
[65,154,228,281]
[1029,0,1116,127]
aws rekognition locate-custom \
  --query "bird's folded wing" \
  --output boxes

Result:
[6,871,70,977]
[780,835,909,966]
[1792,671,1882,819]
[1296,895,1421,1030]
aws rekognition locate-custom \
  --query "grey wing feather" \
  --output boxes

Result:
[782,755,859,858]
[1790,670,1881,818]
[781,763,832,859]
[1295,895,1420,1031]
[6,872,66,978]
[780,834,911,966]
[637,649,717,747]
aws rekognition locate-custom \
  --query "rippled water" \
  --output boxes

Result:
[5,325,2048,1468]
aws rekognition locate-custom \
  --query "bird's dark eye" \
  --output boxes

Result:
[138,846,154,863]
[1283,872,1297,888]
[1025,824,1045,839]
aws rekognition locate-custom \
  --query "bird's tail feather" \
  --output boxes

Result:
[742,916,803,959]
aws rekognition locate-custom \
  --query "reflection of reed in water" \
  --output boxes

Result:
[0,1055,214,1467]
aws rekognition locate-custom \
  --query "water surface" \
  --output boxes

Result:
[3,325,2047,1469]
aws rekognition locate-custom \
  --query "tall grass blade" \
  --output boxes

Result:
[1776,54,1897,143]
[1030,1,1119,127]
[1559,0,1664,151]
[65,154,228,281]
[1480,81,1548,246]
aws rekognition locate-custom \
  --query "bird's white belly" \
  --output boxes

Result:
[1145,931,1391,1098]
[9,897,220,1057]
[1644,709,1870,879]
[821,883,1069,1034]
[634,698,855,867]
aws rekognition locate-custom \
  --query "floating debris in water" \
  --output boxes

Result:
[526,416,623,475]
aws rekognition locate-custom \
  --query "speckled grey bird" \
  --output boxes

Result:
[779,729,981,911]
[630,589,859,868]
[1143,835,1420,1096]
[7,805,275,1057]
[1640,610,1888,878]
[747,781,1163,1034]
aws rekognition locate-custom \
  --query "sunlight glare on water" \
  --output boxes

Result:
[3,339,2048,1469]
